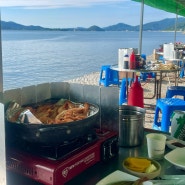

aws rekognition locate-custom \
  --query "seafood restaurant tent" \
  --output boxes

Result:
[133,0,185,16]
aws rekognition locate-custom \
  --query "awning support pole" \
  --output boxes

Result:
[174,14,178,44]
[0,11,3,92]
[0,11,6,185]
[139,0,144,55]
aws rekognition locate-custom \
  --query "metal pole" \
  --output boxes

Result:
[174,14,178,44]
[139,0,144,55]
[0,11,6,185]
[0,11,3,92]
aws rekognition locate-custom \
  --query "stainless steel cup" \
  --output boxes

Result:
[119,105,145,147]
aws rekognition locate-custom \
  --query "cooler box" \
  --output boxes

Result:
[163,43,174,60]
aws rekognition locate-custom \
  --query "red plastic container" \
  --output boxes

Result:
[128,76,144,108]
[129,51,136,69]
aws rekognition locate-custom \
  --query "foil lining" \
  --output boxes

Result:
[6,101,41,124]
[19,109,42,124]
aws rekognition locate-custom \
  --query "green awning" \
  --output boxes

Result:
[132,0,185,16]
[132,0,185,53]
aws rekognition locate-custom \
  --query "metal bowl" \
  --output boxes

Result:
[122,157,161,179]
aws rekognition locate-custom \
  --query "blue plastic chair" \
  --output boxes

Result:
[166,86,185,100]
[99,65,119,87]
[153,98,185,132]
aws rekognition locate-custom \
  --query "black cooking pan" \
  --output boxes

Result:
[5,99,99,146]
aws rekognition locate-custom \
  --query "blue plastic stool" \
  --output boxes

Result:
[158,55,164,61]
[139,54,156,81]
[166,86,185,100]
[140,72,156,81]
[153,98,185,132]
[99,65,119,87]
[119,78,133,105]
[179,61,185,78]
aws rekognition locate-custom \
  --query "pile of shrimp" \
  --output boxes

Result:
[28,100,90,124]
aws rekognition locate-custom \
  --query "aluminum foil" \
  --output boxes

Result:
[19,109,42,124]
[6,101,41,124]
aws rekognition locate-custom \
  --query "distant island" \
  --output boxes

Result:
[2,17,185,31]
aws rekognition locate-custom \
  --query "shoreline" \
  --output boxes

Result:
[66,54,154,85]
[66,71,100,85]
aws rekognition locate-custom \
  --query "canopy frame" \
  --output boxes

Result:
[134,0,185,54]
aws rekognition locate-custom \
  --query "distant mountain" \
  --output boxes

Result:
[142,18,185,31]
[103,23,135,31]
[87,25,104,31]
[1,21,51,31]
[103,18,185,31]
[1,17,185,31]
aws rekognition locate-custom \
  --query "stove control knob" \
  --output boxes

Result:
[100,136,118,162]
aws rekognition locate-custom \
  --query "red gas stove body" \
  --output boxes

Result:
[6,130,118,185]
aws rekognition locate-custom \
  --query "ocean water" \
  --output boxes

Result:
[2,30,185,90]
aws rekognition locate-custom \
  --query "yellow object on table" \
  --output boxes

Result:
[124,157,151,173]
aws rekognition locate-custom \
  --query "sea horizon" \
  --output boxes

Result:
[1,30,184,90]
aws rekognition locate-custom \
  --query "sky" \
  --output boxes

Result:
[0,0,177,29]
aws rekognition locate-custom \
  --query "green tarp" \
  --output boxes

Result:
[133,0,185,16]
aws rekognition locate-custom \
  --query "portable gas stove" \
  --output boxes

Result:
[6,129,118,185]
